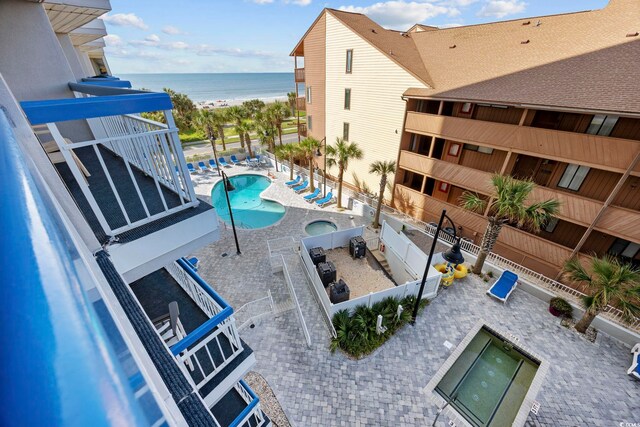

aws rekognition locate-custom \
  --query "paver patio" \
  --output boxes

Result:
[189,164,639,426]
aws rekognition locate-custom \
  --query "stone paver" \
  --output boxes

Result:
[189,164,639,427]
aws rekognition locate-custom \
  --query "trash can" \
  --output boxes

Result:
[349,236,367,259]
[309,247,326,266]
[317,261,336,287]
[330,279,350,303]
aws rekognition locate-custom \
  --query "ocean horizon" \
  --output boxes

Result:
[120,72,295,103]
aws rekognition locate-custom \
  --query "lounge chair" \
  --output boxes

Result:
[629,344,640,380]
[208,159,218,170]
[303,188,321,202]
[315,192,334,207]
[198,161,210,172]
[218,157,231,168]
[286,175,301,187]
[292,180,309,193]
[487,270,518,303]
[246,156,259,167]
[230,155,240,165]
[187,257,199,271]
[187,163,197,174]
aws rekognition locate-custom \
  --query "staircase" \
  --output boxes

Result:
[370,248,392,277]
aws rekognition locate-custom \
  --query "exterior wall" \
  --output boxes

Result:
[57,33,87,80]
[324,12,427,198]
[303,13,326,141]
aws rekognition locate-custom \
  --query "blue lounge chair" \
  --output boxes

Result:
[198,161,210,172]
[487,270,518,303]
[303,188,321,202]
[629,344,640,380]
[285,175,301,187]
[208,159,218,170]
[187,257,199,271]
[315,192,334,207]
[292,180,308,193]
[218,157,231,168]
[187,163,197,174]
[230,155,240,165]
[246,156,259,167]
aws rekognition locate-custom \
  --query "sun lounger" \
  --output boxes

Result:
[187,257,199,271]
[628,344,640,380]
[315,192,334,207]
[198,161,210,172]
[487,270,518,303]
[230,155,240,165]
[187,163,197,173]
[218,157,231,168]
[292,180,309,193]
[208,159,218,170]
[286,175,301,186]
[246,156,259,167]
[303,188,321,202]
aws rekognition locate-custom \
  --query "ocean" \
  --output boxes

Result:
[119,73,295,103]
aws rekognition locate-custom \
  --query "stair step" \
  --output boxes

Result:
[274,301,294,313]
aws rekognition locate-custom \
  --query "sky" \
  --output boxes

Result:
[104,0,609,74]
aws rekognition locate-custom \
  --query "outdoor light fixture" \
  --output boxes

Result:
[220,170,241,255]
[411,209,464,323]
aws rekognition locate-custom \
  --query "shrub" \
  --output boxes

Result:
[549,297,573,319]
[330,296,428,358]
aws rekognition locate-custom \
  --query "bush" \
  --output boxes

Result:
[549,297,573,319]
[330,296,428,358]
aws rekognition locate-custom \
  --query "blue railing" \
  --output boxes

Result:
[0,107,148,424]
[229,380,261,427]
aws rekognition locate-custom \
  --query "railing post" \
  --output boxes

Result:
[163,110,197,204]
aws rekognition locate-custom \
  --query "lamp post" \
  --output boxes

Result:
[411,209,464,323]
[315,137,327,197]
[210,134,222,176]
[220,170,241,255]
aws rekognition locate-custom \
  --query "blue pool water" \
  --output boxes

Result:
[305,220,338,236]
[211,174,285,229]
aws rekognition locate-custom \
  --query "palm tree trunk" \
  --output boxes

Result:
[277,126,283,146]
[239,133,245,149]
[337,166,344,209]
[472,217,503,274]
[217,125,226,150]
[575,310,597,333]
[374,175,387,228]
[308,155,315,192]
[246,140,253,158]
[288,155,294,180]
[244,132,251,154]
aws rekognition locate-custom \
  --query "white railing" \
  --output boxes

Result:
[275,254,312,347]
[46,111,197,237]
[234,291,274,331]
[233,381,266,427]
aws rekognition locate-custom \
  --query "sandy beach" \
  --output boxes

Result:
[196,96,288,110]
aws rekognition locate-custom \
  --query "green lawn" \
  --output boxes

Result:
[179,116,305,143]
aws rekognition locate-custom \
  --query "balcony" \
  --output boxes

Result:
[130,258,267,425]
[404,111,640,174]
[70,17,107,47]
[44,1,111,34]
[21,82,219,282]
[296,96,306,111]
[298,123,308,137]
[294,67,305,82]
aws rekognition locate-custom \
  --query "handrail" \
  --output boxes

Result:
[229,381,261,427]
[76,80,133,89]
[169,306,233,355]
[177,258,231,309]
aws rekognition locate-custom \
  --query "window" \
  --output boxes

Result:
[307,115,312,130]
[557,164,590,191]
[544,217,559,233]
[343,122,350,141]
[438,182,450,192]
[460,102,473,114]
[609,238,640,259]
[344,88,351,110]
[306,86,312,104]
[463,144,494,154]
[586,114,618,136]
[346,49,353,73]
[448,143,461,157]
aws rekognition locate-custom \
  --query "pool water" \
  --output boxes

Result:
[305,220,338,235]
[435,327,539,426]
[211,174,285,229]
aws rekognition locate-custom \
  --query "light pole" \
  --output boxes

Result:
[411,209,464,323]
[315,137,327,197]
[210,134,222,176]
[220,170,241,255]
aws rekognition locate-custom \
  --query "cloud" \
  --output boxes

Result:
[146,34,161,43]
[194,44,277,58]
[339,1,453,30]
[477,0,526,18]
[104,34,124,47]
[162,25,184,35]
[101,13,148,30]
[252,0,274,3]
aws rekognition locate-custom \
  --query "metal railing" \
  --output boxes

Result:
[230,380,265,427]
[276,254,312,347]
[234,291,274,331]
[167,259,244,393]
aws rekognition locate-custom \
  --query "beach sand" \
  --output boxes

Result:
[196,96,288,110]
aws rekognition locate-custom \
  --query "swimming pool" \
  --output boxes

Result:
[305,220,338,236]
[434,325,543,427]
[211,174,285,229]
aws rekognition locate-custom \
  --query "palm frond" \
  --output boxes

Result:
[459,191,486,213]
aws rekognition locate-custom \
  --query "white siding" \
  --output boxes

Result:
[324,12,427,198]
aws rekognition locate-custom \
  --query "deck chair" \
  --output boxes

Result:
[487,270,518,303]
[229,155,240,165]
[187,257,199,271]
[629,344,640,380]
[208,159,218,170]
[41,137,91,181]
[187,163,197,173]
[218,157,231,168]
[315,192,334,207]
[285,175,301,187]
[152,302,193,370]
[198,161,210,172]
[303,188,321,202]
[292,180,308,193]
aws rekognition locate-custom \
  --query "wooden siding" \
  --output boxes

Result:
[398,150,604,227]
[472,104,523,125]
[404,112,640,174]
[547,163,620,202]
[537,219,586,249]
[611,117,640,141]
[613,175,640,210]
[459,147,507,173]
[324,12,427,199]
[302,13,326,140]
[595,206,640,243]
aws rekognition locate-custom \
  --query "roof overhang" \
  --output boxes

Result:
[70,18,107,46]
[43,1,110,34]
[289,9,327,56]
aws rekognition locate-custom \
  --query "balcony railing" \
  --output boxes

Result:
[166,259,244,394]
[21,83,198,239]
[294,67,305,82]
[229,380,266,427]
[298,123,307,137]
[296,96,306,111]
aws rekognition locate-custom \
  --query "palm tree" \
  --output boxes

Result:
[563,255,640,333]
[227,105,247,127]
[211,109,228,150]
[193,110,217,154]
[369,160,396,228]
[163,88,195,129]
[275,143,301,181]
[287,91,297,116]
[242,99,265,118]
[267,101,290,146]
[255,110,277,154]
[241,120,254,157]
[299,137,322,192]
[234,120,250,150]
[460,174,560,274]
[326,138,363,209]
